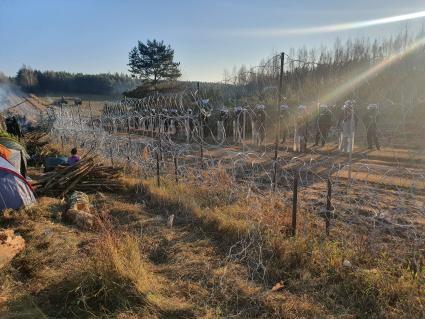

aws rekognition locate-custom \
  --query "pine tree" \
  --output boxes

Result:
[128,39,181,86]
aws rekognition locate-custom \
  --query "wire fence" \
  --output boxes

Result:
[44,91,425,260]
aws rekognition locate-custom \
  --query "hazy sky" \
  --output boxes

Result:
[1,0,425,82]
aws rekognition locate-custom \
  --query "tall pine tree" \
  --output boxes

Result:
[128,39,181,86]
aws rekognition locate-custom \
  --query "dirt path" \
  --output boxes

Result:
[107,194,332,318]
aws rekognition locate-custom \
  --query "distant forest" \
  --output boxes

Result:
[13,67,143,96]
[221,29,425,108]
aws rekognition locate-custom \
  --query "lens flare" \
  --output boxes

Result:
[319,36,425,105]
[282,36,425,129]
[233,10,425,37]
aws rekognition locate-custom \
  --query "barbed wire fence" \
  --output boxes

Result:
[40,51,425,280]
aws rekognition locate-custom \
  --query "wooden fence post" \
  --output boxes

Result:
[174,156,179,184]
[60,135,64,152]
[200,143,204,169]
[291,175,298,237]
[109,146,114,167]
[325,178,332,236]
[156,152,161,187]
[272,141,278,191]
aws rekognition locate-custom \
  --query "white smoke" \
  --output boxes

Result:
[0,72,25,112]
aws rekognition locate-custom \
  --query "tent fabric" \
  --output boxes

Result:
[8,149,21,172]
[0,144,11,160]
[0,137,28,158]
[0,156,35,210]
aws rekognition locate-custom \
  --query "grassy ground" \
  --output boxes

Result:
[0,163,424,318]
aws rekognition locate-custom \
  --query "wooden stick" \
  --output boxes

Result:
[291,175,298,237]
[156,152,161,187]
[325,178,332,236]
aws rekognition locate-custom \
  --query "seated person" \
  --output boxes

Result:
[68,148,81,165]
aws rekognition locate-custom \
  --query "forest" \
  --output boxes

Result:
[222,30,425,108]
[13,67,142,96]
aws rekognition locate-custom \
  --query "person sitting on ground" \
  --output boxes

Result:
[68,148,81,165]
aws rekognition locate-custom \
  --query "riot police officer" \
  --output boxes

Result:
[364,104,380,150]
[314,104,333,147]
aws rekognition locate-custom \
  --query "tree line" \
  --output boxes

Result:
[14,67,143,96]
[223,30,425,102]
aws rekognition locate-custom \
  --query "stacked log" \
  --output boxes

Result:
[34,157,122,197]
[23,131,59,158]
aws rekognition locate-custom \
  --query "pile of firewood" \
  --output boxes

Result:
[34,157,122,196]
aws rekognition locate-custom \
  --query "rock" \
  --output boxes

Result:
[64,191,95,229]
[343,259,352,268]
[0,229,25,269]
[271,281,284,292]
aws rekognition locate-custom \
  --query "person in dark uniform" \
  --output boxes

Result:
[198,110,210,140]
[364,104,380,150]
[5,116,22,139]
[313,104,333,147]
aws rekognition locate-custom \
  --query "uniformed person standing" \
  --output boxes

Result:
[364,104,380,150]
[233,106,243,143]
[168,109,178,136]
[314,104,333,147]
[279,104,290,144]
[184,108,193,143]
[338,101,355,153]
[6,116,22,139]
[293,105,308,152]
[217,107,228,142]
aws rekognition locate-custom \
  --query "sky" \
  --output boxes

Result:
[1,0,425,82]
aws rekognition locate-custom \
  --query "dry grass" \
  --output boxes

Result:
[132,169,425,318]
[1,183,193,318]
[1,167,424,318]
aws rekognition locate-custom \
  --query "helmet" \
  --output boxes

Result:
[342,100,354,110]
[367,104,378,110]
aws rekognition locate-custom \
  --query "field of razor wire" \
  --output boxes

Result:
[44,91,425,256]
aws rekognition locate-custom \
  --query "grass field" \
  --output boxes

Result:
[0,139,424,318]
[1,97,424,318]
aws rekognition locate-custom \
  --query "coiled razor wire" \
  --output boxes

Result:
[45,91,425,260]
